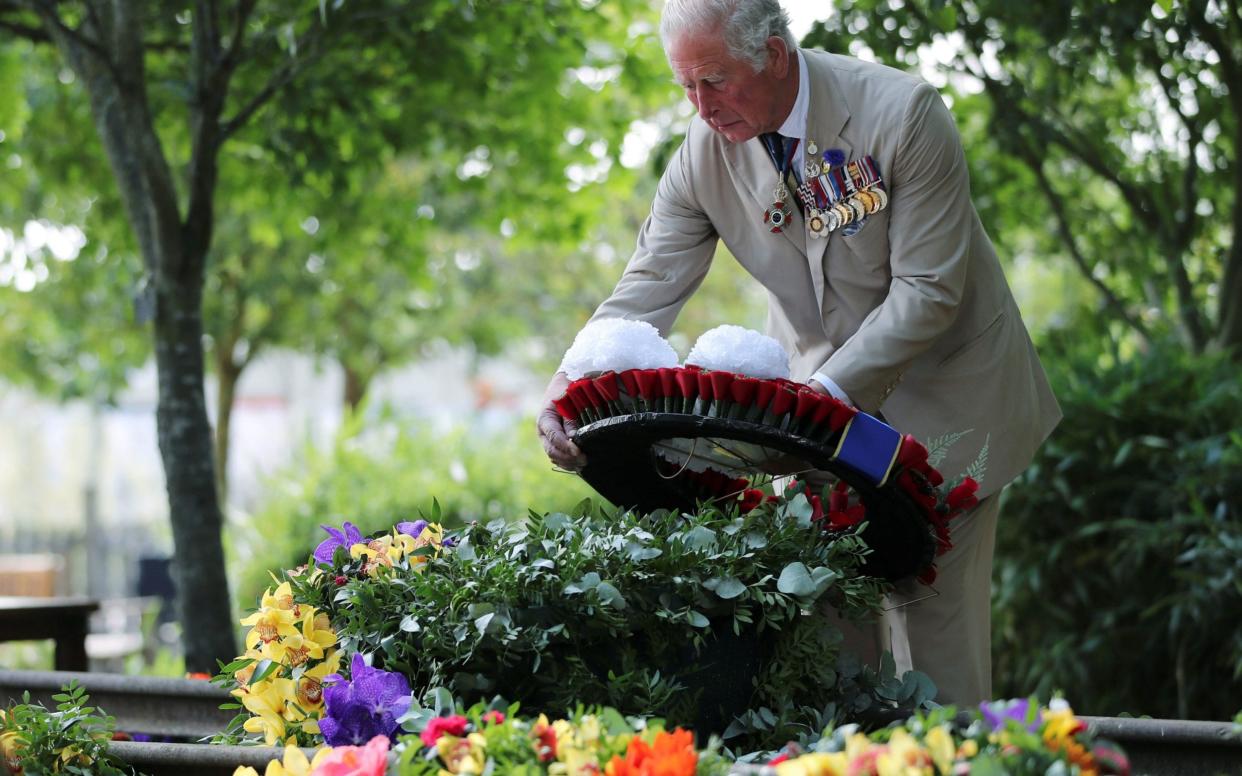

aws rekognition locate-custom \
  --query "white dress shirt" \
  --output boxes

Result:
[775,50,853,406]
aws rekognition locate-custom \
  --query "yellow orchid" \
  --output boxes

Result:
[263,582,297,611]
[547,713,607,774]
[239,677,296,745]
[873,729,934,776]
[774,751,847,776]
[286,565,325,585]
[0,709,23,769]
[262,607,336,666]
[59,743,91,767]
[241,590,300,649]
[290,649,342,723]
[233,648,266,690]
[1041,707,1096,774]
[923,725,955,774]
[436,732,488,774]
[408,523,445,564]
[1041,707,1084,745]
[351,538,396,577]
[232,740,332,776]
[385,530,419,562]
[844,731,874,761]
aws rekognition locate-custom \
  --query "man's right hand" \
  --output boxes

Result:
[536,372,588,471]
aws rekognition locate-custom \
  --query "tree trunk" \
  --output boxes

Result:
[1218,244,1242,355]
[214,347,241,507]
[343,362,370,412]
[155,274,237,672]
[33,2,237,673]
[1216,156,1242,355]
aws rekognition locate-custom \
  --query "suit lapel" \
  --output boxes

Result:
[803,52,852,324]
[723,129,805,255]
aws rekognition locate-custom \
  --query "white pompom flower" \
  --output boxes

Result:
[559,318,680,380]
[685,325,790,379]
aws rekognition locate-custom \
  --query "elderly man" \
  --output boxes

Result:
[536,0,1060,705]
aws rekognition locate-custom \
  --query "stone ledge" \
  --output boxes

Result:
[0,669,235,740]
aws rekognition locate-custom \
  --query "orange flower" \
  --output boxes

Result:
[1043,708,1098,776]
[606,729,696,776]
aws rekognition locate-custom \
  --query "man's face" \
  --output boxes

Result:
[668,31,790,143]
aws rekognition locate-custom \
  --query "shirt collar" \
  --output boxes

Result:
[776,48,808,140]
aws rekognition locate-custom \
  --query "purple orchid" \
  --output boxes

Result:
[318,653,413,747]
[980,698,1039,732]
[314,521,366,564]
[396,519,428,538]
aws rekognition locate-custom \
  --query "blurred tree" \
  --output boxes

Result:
[0,43,149,400]
[804,0,1240,353]
[0,0,668,671]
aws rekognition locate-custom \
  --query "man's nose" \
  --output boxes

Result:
[692,89,714,120]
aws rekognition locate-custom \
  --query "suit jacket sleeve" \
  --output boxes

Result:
[819,83,975,411]
[588,134,718,335]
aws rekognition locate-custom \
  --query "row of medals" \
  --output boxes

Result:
[763,142,888,237]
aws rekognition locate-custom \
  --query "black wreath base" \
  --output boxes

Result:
[572,413,935,582]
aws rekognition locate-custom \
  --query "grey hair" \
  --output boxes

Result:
[660,0,796,72]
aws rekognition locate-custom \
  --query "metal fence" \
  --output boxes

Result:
[0,519,171,600]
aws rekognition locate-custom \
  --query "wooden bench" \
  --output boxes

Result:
[0,596,99,671]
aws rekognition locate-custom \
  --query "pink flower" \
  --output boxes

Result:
[481,710,506,725]
[420,714,469,747]
[310,735,389,776]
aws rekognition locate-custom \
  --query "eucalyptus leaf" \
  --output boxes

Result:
[777,562,816,596]
[704,576,747,599]
[595,581,627,609]
[683,525,718,550]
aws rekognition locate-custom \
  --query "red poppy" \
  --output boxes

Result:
[708,370,736,402]
[770,385,797,417]
[896,435,929,468]
[674,369,699,404]
[753,379,778,413]
[552,396,578,422]
[947,477,979,512]
[593,372,621,403]
[658,368,678,402]
[738,488,764,513]
[696,369,714,401]
[730,376,759,407]
[634,369,661,402]
[618,369,641,400]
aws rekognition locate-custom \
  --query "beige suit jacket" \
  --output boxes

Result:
[591,50,1061,497]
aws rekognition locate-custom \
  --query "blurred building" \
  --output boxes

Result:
[0,346,544,598]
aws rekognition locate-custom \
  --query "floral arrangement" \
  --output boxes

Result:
[396,703,722,776]
[224,698,1127,776]
[216,520,445,747]
[551,323,975,586]
[218,493,942,753]
[764,699,1130,776]
[551,366,960,547]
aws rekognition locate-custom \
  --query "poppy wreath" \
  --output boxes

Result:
[554,365,978,583]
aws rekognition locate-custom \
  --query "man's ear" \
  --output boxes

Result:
[765,36,791,77]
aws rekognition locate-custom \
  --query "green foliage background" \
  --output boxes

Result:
[230,413,599,608]
[994,323,1242,720]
